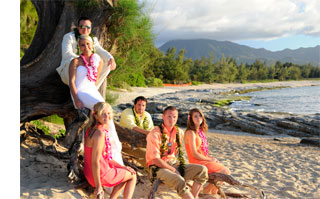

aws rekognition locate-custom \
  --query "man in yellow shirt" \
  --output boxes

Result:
[120,96,154,135]
[120,96,154,168]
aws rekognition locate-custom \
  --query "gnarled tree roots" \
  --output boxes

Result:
[148,172,265,199]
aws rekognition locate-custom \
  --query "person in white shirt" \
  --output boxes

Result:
[56,16,116,88]
[57,17,123,166]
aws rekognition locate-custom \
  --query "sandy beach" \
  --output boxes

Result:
[20,80,320,199]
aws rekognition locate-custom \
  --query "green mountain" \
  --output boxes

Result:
[159,39,320,66]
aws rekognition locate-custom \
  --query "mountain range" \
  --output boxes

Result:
[159,39,320,66]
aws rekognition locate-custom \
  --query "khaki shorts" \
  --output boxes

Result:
[154,163,208,196]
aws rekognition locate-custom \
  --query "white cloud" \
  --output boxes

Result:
[142,0,320,46]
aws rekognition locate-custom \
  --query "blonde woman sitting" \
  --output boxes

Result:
[83,102,136,199]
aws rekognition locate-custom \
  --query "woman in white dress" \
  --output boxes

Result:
[69,34,124,165]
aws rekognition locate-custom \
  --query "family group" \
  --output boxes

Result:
[56,16,230,199]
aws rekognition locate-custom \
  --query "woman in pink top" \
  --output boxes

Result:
[83,102,136,199]
[184,108,230,195]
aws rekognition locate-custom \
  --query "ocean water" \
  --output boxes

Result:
[229,86,320,114]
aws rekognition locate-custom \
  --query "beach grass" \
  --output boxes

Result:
[106,91,119,105]
[42,114,64,125]
[213,96,251,107]
[226,86,289,95]
[191,81,203,85]
[30,120,66,139]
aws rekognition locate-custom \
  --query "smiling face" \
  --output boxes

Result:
[134,100,147,114]
[77,19,92,35]
[162,109,178,128]
[79,38,93,55]
[95,106,113,126]
[191,111,203,128]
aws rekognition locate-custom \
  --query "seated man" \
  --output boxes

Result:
[120,96,154,135]
[56,16,116,89]
[146,106,208,199]
[120,96,154,168]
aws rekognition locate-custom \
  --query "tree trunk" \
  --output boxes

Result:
[20,0,114,144]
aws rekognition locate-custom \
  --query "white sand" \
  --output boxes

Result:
[20,80,320,199]
[205,131,320,199]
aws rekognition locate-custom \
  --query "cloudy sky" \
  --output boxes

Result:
[141,0,320,51]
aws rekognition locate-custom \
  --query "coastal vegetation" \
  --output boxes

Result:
[226,86,289,95]
[30,120,66,139]
[20,0,38,58]
[213,96,252,107]
[198,86,288,107]
[20,0,320,89]
[144,49,320,84]
[106,0,156,88]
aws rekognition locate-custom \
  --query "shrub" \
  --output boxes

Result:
[42,114,64,125]
[146,77,164,87]
[128,73,146,87]
[105,91,119,105]
[30,119,65,139]
[115,81,132,91]
[191,81,202,85]
[20,0,38,58]
[30,120,51,134]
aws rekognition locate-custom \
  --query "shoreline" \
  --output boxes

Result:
[110,80,320,106]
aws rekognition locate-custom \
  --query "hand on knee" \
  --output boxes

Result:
[132,173,137,181]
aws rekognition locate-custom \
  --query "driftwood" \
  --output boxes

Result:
[20,0,135,191]
[67,126,87,184]
[148,173,265,199]
[21,116,148,185]
[20,0,115,154]
[21,122,69,159]
[20,0,114,123]
[148,179,162,199]
[123,157,144,185]
[208,173,265,199]
[115,123,147,149]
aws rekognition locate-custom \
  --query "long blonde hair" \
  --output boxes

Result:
[86,102,113,137]
[186,108,208,134]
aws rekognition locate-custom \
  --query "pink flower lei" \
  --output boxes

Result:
[80,53,97,82]
[198,128,208,156]
[102,127,112,160]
